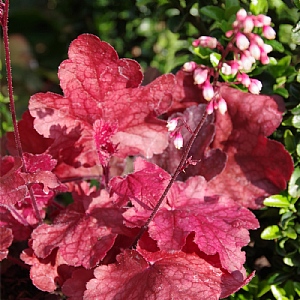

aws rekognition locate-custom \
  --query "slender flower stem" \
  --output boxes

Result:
[130,110,208,248]
[1,0,42,224]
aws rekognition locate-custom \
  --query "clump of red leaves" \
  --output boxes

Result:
[0,31,293,300]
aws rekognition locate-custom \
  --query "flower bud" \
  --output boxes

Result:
[263,25,276,40]
[260,52,270,65]
[206,100,214,115]
[249,44,261,60]
[174,132,183,149]
[196,36,218,49]
[202,80,214,101]
[167,119,178,132]
[183,61,197,72]
[236,33,250,50]
[248,79,262,94]
[243,16,254,33]
[193,68,208,85]
[236,9,247,22]
[221,63,232,75]
[218,98,227,115]
[237,73,251,87]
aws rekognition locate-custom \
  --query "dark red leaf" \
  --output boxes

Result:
[84,250,254,300]
[62,268,94,300]
[207,86,294,208]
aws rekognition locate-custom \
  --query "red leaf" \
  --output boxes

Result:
[31,190,129,268]
[84,250,253,300]
[169,76,293,208]
[5,110,53,155]
[62,268,94,300]
[207,86,294,208]
[20,248,70,292]
[20,152,61,194]
[149,177,259,272]
[0,156,26,205]
[29,34,176,168]
[0,227,13,261]
[0,206,32,241]
[110,157,171,208]
[120,169,259,273]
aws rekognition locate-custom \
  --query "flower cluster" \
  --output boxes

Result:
[166,117,184,149]
[168,9,276,149]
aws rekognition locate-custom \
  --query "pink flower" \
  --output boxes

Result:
[263,26,276,39]
[248,79,262,94]
[193,68,208,85]
[262,43,273,54]
[183,61,197,72]
[256,14,271,27]
[173,132,183,149]
[221,63,232,75]
[237,73,251,87]
[243,16,254,33]
[236,33,250,50]
[202,80,214,101]
[167,119,178,132]
[260,52,270,65]
[236,9,247,22]
[218,98,227,115]
[249,44,261,60]
[194,36,218,49]
[240,51,255,71]
[229,61,239,75]
[206,100,214,115]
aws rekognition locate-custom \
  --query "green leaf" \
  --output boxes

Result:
[271,285,289,300]
[274,87,289,98]
[283,227,297,239]
[284,129,295,153]
[250,0,268,15]
[265,40,285,52]
[209,52,221,67]
[199,6,224,21]
[225,0,240,8]
[294,282,300,296]
[261,225,282,240]
[263,195,291,208]
[292,115,300,128]
[291,21,300,45]
[291,103,300,115]
[288,167,300,198]
[283,257,294,266]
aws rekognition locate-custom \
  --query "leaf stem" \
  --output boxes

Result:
[1,0,42,224]
[130,110,208,248]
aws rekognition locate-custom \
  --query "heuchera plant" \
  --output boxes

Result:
[0,1,294,299]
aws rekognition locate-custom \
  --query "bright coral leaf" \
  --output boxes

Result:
[84,250,254,300]
[29,34,176,170]
[0,227,13,261]
[31,190,130,269]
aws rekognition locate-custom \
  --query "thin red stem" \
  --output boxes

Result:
[130,110,208,248]
[1,0,42,224]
